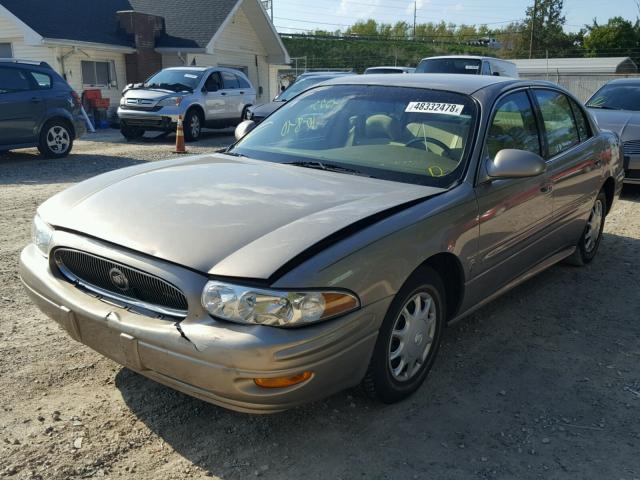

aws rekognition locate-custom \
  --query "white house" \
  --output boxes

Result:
[0,0,290,110]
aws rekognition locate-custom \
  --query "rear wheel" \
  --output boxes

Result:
[38,120,73,158]
[362,266,446,403]
[120,125,145,141]
[184,109,203,142]
[566,190,607,266]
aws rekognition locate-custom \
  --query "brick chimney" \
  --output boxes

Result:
[117,11,164,83]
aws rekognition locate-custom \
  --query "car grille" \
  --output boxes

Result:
[623,140,640,156]
[120,105,162,112]
[53,248,188,317]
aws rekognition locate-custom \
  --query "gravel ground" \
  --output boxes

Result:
[1,132,639,480]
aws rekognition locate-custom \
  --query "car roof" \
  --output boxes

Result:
[603,77,640,86]
[320,73,523,95]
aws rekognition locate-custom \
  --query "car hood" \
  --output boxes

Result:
[250,102,283,118]
[589,108,640,142]
[123,89,187,101]
[39,154,443,279]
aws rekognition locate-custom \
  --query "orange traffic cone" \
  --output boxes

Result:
[175,115,187,154]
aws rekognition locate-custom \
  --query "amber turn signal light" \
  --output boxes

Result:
[254,371,312,388]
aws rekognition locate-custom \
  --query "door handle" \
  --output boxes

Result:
[239,91,245,94]
[31,97,42,103]
[220,92,227,96]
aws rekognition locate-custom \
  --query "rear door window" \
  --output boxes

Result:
[486,91,541,159]
[568,98,591,142]
[534,90,581,157]
[221,71,239,89]
[0,67,32,93]
[29,71,52,89]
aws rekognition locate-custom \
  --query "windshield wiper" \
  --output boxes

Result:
[286,160,370,177]
[587,105,621,110]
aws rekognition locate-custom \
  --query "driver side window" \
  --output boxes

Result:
[486,91,541,159]
[205,72,222,92]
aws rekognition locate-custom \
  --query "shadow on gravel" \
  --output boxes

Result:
[116,231,640,479]
[86,128,235,146]
[0,153,144,186]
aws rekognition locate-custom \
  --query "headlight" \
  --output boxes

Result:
[201,281,359,327]
[158,96,183,107]
[32,214,54,257]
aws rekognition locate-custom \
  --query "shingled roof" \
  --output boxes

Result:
[0,0,240,49]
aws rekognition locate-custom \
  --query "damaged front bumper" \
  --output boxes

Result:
[19,233,387,413]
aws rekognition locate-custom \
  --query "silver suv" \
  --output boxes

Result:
[117,66,256,141]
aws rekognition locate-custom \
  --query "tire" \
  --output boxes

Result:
[37,120,74,158]
[566,190,607,266]
[362,266,446,403]
[184,109,203,142]
[120,126,145,141]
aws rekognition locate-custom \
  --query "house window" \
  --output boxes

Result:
[81,60,111,87]
[0,43,13,58]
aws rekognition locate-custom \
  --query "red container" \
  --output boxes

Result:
[83,89,102,101]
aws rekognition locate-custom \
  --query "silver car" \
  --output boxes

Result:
[21,74,623,413]
[117,66,256,141]
[587,78,640,184]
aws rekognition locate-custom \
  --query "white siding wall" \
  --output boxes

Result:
[58,48,127,107]
[0,14,56,65]
[209,5,271,102]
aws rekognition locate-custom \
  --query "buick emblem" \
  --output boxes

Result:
[109,268,129,291]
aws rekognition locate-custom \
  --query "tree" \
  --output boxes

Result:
[523,0,570,57]
[584,17,639,58]
[344,19,379,37]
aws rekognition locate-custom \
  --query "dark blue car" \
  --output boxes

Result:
[0,59,86,157]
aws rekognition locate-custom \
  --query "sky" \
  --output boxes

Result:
[271,0,638,34]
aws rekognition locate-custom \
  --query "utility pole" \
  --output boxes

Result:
[413,1,417,40]
[528,0,538,59]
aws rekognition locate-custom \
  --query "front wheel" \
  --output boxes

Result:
[566,190,607,266]
[362,266,446,403]
[38,120,73,158]
[183,109,203,142]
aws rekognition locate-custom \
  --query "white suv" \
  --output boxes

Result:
[117,66,256,141]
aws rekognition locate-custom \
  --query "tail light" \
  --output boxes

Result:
[70,91,82,107]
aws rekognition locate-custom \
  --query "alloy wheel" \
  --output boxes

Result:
[388,292,437,382]
[584,198,603,253]
[46,126,70,154]
[190,115,201,138]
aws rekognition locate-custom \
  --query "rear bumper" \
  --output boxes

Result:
[72,115,87,140]
[19,238,386,413]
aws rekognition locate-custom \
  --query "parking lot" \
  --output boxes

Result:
[0,130,638,479]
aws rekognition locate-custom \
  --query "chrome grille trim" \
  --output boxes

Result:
[623,139,640,156]
[53,248,188,318]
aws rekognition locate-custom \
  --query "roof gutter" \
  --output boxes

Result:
[154,47,206,53]
[41,38,136,54]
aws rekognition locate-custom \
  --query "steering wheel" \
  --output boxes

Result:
[405,137,453,157]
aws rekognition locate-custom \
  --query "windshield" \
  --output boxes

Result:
[276,76,334,102]
[231,85,477,187]
[416,58,482,75]
[144,69,204,92]
[587,83,640,111]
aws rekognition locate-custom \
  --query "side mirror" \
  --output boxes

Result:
[235,120,256,141]
[487,149,546,179]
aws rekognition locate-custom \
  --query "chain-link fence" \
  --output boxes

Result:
[519,73,640,102]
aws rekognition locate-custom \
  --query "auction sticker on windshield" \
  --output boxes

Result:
[405,102,465,115]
